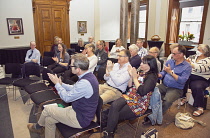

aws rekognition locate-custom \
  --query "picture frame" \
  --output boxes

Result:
[7,18,24,35]
[77,21,87,34]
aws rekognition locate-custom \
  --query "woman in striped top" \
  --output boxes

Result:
[183,44,210,117]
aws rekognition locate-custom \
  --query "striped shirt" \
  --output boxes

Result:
[188,55,210,80]
[138,47,148,58]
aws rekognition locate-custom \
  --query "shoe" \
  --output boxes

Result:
[102,131,114,138]
[193,108,204,117]
[142,116,152,125]
[178,98,188,106]
[27,123,44,134]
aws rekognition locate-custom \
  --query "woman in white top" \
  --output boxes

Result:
[83,43,98,72]
[109,38,125,60]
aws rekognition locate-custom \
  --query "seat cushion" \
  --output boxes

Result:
[0,77,19,85]
[24,83,50,94]
[56,122,99,138]
[13,78,38,87]
[30,90,60,105]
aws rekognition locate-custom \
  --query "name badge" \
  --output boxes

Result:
[138,77,144,83]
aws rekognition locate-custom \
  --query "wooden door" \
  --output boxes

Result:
[33,0,70,55]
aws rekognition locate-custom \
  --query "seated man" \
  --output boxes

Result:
[99,49,131,104]
[136,38,147,58]
[157,45,192,113]
[22,41,40,78]
[27,54,99,138]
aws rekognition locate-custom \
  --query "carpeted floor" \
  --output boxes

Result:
[0,88,14,138]
[0,86,210,138]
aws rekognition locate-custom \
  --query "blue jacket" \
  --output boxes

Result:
[148,87,163,125]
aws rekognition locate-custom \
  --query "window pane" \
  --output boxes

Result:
[179,6,204,43]
[139,9,146,38]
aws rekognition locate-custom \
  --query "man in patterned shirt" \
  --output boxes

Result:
[136,38,148,58]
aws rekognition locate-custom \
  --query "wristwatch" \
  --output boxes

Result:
[170,70,174,76]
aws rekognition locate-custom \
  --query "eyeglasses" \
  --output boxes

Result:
[117,55,128,57]
[69,65,76,68]
[172,52,181,55]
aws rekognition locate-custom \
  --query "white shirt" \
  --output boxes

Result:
[104,62,131,92]
[87,55,98,73]
[109,45,125,59]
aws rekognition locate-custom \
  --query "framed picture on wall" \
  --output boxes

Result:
[77,21,87,34]
[6,18,24,35]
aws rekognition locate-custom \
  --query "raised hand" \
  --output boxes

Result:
[164,64,172,74]
[47,73,60,84]
[106,60,114,72]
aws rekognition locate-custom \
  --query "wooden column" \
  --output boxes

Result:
[130,0,140,45]
[120,0,128,49]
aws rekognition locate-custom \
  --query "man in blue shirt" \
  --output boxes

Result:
[158,45,192,113]
[27,54,99,138]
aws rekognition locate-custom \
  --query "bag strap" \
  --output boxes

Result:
[193,119,206,127]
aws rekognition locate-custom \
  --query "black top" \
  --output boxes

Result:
[137,73,158,96]
[75,45,84,53]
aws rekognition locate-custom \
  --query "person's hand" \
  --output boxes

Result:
[116,49,120,52]
[82,49,87,55]
[47,73,60,84]
[164,64,172,74]
[158,73,162,78]
[186,58,191,64]
[127,65,133,76]
[131,67,139,79]
[52,57,58,62]
[106,60,114,72]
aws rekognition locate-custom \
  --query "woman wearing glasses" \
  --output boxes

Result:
[103,55,158,138]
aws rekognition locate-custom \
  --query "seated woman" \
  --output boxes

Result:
[148,47,161,72]
[48,43,70,74]
[50,36,63,57]
[75,38,85,53]
[128,44,141,69]
[95,40,108,71]
[82,43,98,73]
[109,38,125,63]
[103,55,158,138]
[182,44,210,117]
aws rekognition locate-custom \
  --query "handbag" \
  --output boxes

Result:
[175,112,206,129]
[141,128,158,138]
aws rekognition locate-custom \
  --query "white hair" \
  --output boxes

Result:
[129,44,139,52]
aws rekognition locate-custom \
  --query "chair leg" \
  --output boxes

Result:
[134,117,141,138]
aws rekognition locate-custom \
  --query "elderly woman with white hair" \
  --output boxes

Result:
[148,47,161,72]
[128,44,141,69]
[182,44,210,117]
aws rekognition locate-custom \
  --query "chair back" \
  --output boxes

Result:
[5,63,21,78]
[96,97,103,124]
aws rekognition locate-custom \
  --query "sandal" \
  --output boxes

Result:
[193,108,204,117]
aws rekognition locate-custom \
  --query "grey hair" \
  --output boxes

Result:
[149,47,160,54]
[169,43,179,50]
[198,44,210,57]
[129,44,139,52]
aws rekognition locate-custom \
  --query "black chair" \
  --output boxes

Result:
[30,89,60,114]
[56,97,103,138]
[24,83,51,95]
[0,63,21,98]
[12,63,41,100]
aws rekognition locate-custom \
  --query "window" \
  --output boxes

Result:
[138,8,147,38]
[179,6,203,43]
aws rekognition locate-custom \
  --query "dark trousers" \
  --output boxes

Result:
[22,62,40,78]
[106,97,136,132]
[47,63,66,74]
[183,74,209,108]
[157,83,183,113]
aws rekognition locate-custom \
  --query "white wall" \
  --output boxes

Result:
[203,2,210,46]
[70,0,95,43]
[0,0,35,49]
[99,0,121,41]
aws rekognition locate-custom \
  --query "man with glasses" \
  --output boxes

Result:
[27,54,99,138]
[157,45,192,114]
[99,49,131,104]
